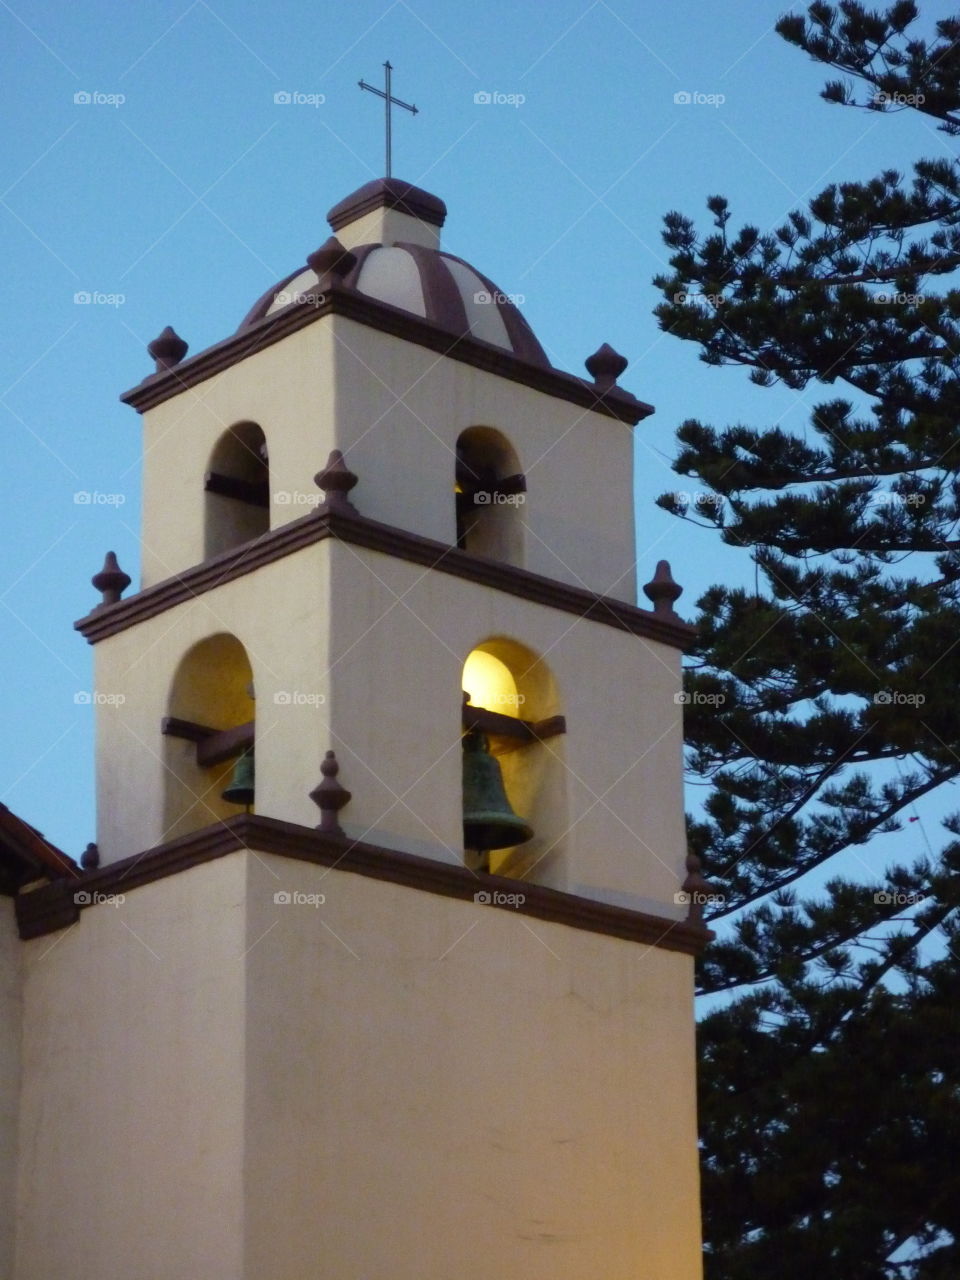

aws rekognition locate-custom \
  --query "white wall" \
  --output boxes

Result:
[0,898,21,1280]
[14,859,247,1280]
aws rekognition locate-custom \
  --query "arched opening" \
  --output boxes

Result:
[454,427,525,566]
[204,422,270,558]
[161,633,256,841]
[461,639,566,881]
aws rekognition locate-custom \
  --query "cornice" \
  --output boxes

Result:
[75,507,696,649]
[15,814,712,955]
[120,284,652,425]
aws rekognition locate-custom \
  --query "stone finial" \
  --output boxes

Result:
[310,750,352,836]
[306,236,357,285]
[681,851,712,925]
[91,551,131,609]
[80,842,99,870]
[147,325,188,372]
[643,560,683,616]
[314,449,359,514]
[585,342,628,389]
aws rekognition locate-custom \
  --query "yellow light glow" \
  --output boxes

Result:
[462,650,520,718]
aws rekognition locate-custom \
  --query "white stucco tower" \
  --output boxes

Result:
[11,177,709,1280]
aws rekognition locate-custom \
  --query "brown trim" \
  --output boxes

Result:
[74,507,696,650]
[327,178,447,231]
[120,284,652,425]
[204,471,269,508]
[15,814,712,954]
[0,803,80,893]
[463,705,566,743]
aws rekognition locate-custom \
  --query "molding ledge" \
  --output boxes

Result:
[15,814,713,955]
[75,507,696,649]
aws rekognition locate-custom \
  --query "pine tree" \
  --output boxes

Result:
[653,6,960,1276]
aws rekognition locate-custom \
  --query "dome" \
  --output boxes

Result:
[238,179,551,369]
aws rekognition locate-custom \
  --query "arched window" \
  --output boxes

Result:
[454,427,525,566]
[204,422,269,558]
[161,633,255,841]
[461,639,566,882]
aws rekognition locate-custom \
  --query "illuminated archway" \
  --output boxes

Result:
[461,638,566,881]
[162,633,255,840]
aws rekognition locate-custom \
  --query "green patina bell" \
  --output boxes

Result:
[222,748,255,808]
[462,730,533,853]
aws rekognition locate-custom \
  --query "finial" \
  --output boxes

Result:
[643,560,683,616]
[147,325,188,372]
[585,342,628,389]
[681,851,712,925]
[80,842,99,870]
[306,236,357,285]
[309,750,352,836]
[314,449,359,514]
[91,551,131,609]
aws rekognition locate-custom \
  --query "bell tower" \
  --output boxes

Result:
[13,177,709,1280]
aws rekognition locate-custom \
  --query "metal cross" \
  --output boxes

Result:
[358,61,418,179]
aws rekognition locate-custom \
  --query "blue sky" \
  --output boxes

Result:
[0,0,945,858]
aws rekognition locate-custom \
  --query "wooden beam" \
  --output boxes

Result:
[204,471,269,508]
[462,705,566,746]
[161,717,254,767]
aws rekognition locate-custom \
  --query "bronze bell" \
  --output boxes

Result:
[462,730,533,853]
[222,748,255,809]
